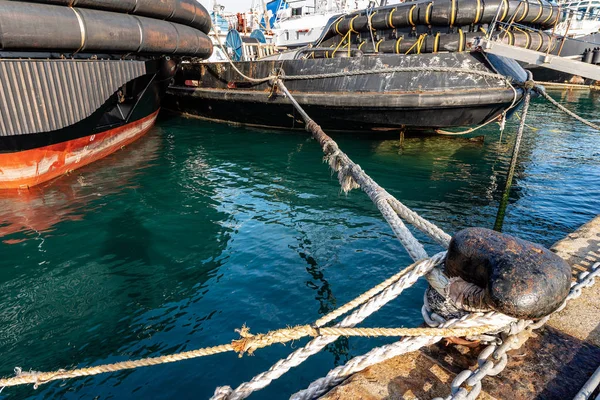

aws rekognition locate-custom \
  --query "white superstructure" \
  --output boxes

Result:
[555,0,600,37]
[272,0,383,47]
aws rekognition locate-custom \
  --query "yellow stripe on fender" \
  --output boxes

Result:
[395,37,403,53]
[426,3,433,24]
[349,15,359,33]
[500,0,508,21]
[408,5,416,26]
[474,0,482,23]
[388,8,396,28]
[532,0,544,22]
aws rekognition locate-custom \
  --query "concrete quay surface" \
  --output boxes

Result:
[321,215,600,400]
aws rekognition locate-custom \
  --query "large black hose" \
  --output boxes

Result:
[0,2,213,57]
[318,29,555,56]
[8,0,211,34]
[330,0,559,37]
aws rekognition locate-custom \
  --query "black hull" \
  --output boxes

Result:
[167,89,517,132]
[164,53,525,132]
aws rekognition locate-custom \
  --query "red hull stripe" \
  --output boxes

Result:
[0,110,159,189]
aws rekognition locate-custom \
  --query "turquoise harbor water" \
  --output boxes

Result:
[0,90,598,399]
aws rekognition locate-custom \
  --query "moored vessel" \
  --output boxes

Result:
[0,0,213,189]
[164,51,526,132]
[164,0,564,132]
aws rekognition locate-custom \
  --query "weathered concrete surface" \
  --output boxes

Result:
[549,215,600,347]
[321,215,600,400]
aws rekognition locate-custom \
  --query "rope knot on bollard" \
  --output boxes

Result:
[523,79,536,90]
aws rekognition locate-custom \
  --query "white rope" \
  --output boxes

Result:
[210,252,447,400]
[291,312,516,400]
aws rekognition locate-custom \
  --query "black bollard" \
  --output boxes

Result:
[593,48,600,65]
[583,48,594,64]
[444,227,571,320]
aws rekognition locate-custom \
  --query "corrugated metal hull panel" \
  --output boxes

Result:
[0,59,146,136]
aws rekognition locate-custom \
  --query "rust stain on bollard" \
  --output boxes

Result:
[445,227,572,319]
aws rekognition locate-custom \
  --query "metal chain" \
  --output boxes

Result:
[434,261,600,400]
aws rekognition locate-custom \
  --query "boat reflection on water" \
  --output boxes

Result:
[0,130,163,244]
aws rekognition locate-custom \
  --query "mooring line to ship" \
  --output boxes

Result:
[0,87,597,399]
[0,252,507,389]
[211,80,596,400]
[2,38,599,398]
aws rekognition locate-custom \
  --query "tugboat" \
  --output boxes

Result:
[164,0,558,132]
[0,0,213,189]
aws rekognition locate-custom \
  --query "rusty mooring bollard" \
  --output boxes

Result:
[442,228,572,320]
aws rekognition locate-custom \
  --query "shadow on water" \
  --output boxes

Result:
[295,234,351,366]
[102,209,154,267]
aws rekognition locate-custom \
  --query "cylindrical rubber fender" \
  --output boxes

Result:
[509,0,529,22]
[137,17,179,54]
[524,0,544,24]
[454,0,483,26]
[11,0,211,34]
[430,0,484,26]
[416,2,433,25]
[172,24,213,58]
[536,0,553,24]
[374,37,412,53]
[537,31,555,53]
[0,2,82,50]
[20,0,136,12]
[366,35,425,53]
[331,15,366,35]
[479,0,508,23]
[389,5,421,28]
[135,0,210,33]
[0,2,213,56]
[512,30,532,49]
[583,48,594,63]
[498,29,515,46]
[540,4,560,28]
[528,30,545,51]
[76,8,141,53]
[436,30,467,52]
[430,0,459,26]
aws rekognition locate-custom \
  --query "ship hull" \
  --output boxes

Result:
[0,57,174,189]
[0,111,158,190]
[164,53,526,132]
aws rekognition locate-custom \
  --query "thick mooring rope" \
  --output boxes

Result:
[3,43,599,399]
[291,312,517,400]
[276,79,450,255]
[211,252,447,400]
[535,86,600,131]
[0,253,471,390]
